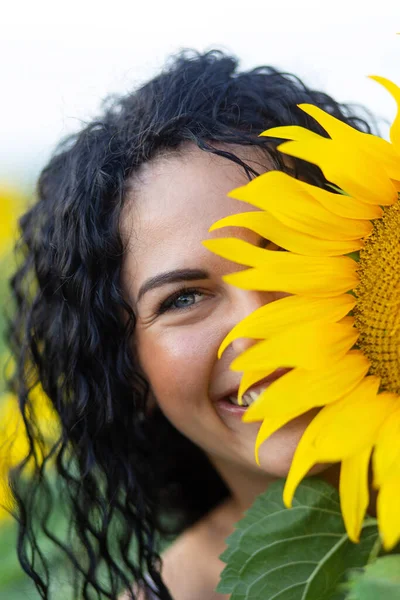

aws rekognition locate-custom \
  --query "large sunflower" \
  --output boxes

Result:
[203,75,400,550]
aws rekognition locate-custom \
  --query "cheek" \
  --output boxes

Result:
[137,325,218,420]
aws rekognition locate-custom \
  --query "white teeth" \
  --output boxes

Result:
[228,395,242,406]
[228,388,264,407]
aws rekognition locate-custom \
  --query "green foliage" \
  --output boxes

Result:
[0,474,140,599]
[345,556,400,600]
[0,514,73,600]
[218,479,378,600]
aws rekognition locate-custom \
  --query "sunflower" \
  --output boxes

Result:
[0,383,60,520]
[203,75,400,550]
[0,183,25,260]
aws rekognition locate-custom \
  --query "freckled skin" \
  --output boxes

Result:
[121,144,330,495]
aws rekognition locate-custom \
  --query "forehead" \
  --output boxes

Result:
[121,144,267,296]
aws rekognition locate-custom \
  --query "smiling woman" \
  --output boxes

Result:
[6,50,375,600]
[121,146,309,488]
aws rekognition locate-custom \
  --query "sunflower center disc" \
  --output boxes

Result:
[354,197,400,394]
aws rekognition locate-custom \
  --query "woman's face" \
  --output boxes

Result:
[121,144,319,479]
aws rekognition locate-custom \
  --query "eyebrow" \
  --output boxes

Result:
[137,268,210,302]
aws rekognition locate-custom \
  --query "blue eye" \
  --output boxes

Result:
[173,292,198,309]
[157,288,203,314]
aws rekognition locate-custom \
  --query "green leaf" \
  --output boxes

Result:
[345,556,400,600]
[218,479,378,600]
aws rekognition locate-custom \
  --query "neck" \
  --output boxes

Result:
[207,454,347,519]
[207,453,276,517]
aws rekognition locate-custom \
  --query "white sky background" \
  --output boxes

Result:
[1,0,400,187]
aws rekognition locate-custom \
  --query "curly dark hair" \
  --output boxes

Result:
[6,49,374,599]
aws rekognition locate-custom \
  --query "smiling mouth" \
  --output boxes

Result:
[226,368,291,408]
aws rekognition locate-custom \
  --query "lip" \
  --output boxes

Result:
[214,368,291,420]
[214,398,251,417]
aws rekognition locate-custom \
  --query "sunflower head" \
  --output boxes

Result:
[204,75,400,549]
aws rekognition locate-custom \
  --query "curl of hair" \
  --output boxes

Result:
[7,49,375,599]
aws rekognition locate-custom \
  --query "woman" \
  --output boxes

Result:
[8,50,374,599]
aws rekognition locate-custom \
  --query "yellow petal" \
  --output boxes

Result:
[260,125,322,143]
[284,378,396,506]
[224,264,358,297]
[234,156,381,220]
[340,448,371,543]
[377,476,400,550]
[262,115,400,192]
[227,170,376,221]
[299,102,400,186]
[204,236,359,269]
[298,103,400,177]
[369,137,400,181]
[238,369,275,403]
[203,239,359,297]
[253,414,317,467]
[231,321,358,372]
[300,182,383,221]
[373,404,400,488]
[227,171,373,240]
[210,212,364,256]
[283,444,317,508]
[202,237,268,268]
[243,350,370,423]
[279,138,397,207]
[354,133,400,183]
[223,264,359,297]
[253,355,368,468]
[264,114,397,185]
[298,104,362,140]
[295,378,395,460]
[261,123,397,206]
[218,294,356,358]
[370,76,400,150]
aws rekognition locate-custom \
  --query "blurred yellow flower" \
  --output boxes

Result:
[0,183,26,260]
[0,384,60,520]
[204,76,400,549]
